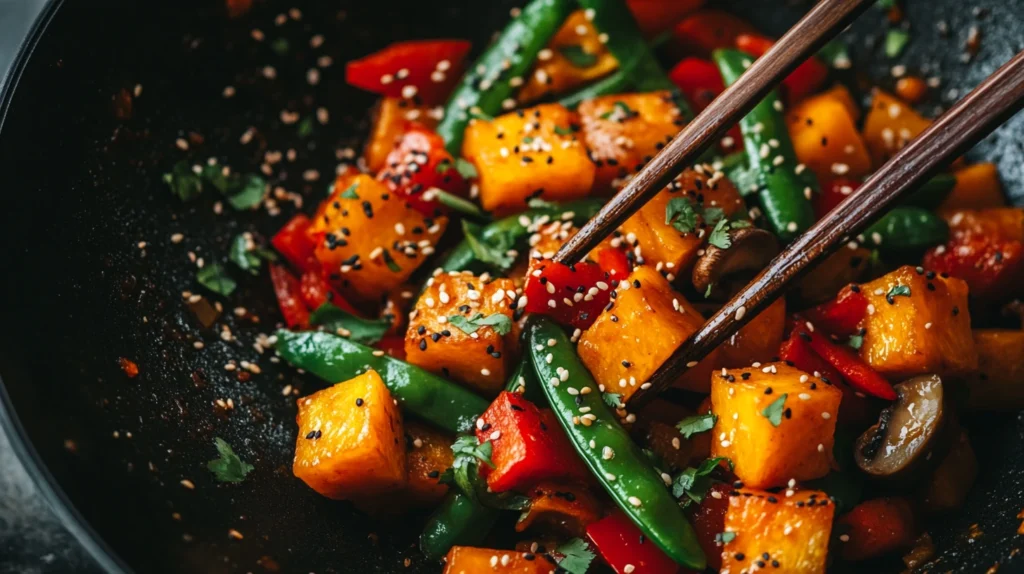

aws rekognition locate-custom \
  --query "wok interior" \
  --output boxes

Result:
[0,0,1022,572]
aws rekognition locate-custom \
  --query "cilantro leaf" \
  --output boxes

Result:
[818,39,851,69]
[886,284,911,303]
[455,158,478,180]
[340,182,360,199]
[672,456,730,505]
[452,435,495,469]
[164,161,204,201]
[558,45,599,68]
[462,219,515,271]
[707,218,733,249]
[599,100,636,120]
[448,312,513,336]
[885,29,910,58]
[554,538,595,574]
[847,334,864,350]
[602,392,624,409]
[229,234,276,275]
[666,197,699,233]
[196,264,237,296]
[716,531,737,544]
[702,206,726,228]
[677,413,717,439]
[704,283,714,299]
[432,188,489,220]
[309,302,391,345]
[761,393,788,427]
[443,435,529,510]
[296,115,315,138]
[225,173,267,210]
[380,249,402,273]
[207,437,254,483]
[553,125,575,136]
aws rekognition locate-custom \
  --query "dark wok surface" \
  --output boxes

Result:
[0,0,1022,572]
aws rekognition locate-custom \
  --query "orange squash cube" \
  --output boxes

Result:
[515,482,602,537]
[940,207,1024,241]
[364,97,438,173]
[940,163,1007,210]
[405,272,517,396]
[517,10,618,104]
[966,329,1024,411]
[862,89,932,165]
[720,489,835,574]
[462,103,596,214]
[577,266,706,403]
[404,421,454,506]
[859,265,977,380]
[578,91,685,191]
[293,370,406,500]
[786,92,872,182]
[719,298,787,368]
[711,362,841,488]
[309,173,447,303]
[443,546,556,574]
[616,166,746,278]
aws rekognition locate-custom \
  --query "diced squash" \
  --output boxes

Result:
[862,89,932,165]
[786,92,872,182]
[617,167,746,278]
[920,431,977,515]
[293,370,406,500]
[365,97,437,173]
[940,207,1024,241]
[790,244,871,305]
[940,163,1007,210]
[404,421,454,506]
[720,489,835,574]
[517,10,618,104]
[405,272,517,396]
[462,103,595,214]
[711,362,841,488]
[818,84,861,122]
[577,266,708,402]
[515,482,602,537]
[966,329,1024,411]
[719,297,786,368]
[578,92,685,192]
[858,265,977,380]
[834,497,917,561]
[309,173,447,302]
[443,546,556,574]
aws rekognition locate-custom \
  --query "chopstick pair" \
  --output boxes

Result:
[552,0,1024,404]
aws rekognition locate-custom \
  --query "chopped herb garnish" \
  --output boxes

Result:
[164,161,204,201]
[225,173,267,210]
[340,182,360,199]
[716,531,737,544]
[462,219,515,271]
[704,283,714,299]
[454,158,478,180]
[553,125,575,136]
[665,197,700,233]
[448,312,513,336]
[296,115,315,138]
[554,538,595,574]
[707,218,752,250]
[381,249,402,273]
[672,456,730,506]
[602,392,624,409]
[229,234,276,275]
[433,188,489,220]
[761,393,788,427]
[885,29,910,58]
[599,100,636,120]
[886,284,911,303]
[207,437,254,483]
[196,264,237,296]
[558,45,599,68]
[526,197,558,209]
[677,413,717,439]
[309,302,391,345]
[817,39,850,69]
[847,334,864,350]
[270,37,289,55]
[468,110,494,121]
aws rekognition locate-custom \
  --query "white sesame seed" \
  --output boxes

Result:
[627,496,642,507]
[735,306,746,320]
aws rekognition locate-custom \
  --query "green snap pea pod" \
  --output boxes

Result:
[527,317,706,570]
[274,330,488,434]
[436,0,574,154]
[437,198,604,274]
[558,68,633,109]
[714,49,816,241]
[901,173,957,209]
[862,206,949,255]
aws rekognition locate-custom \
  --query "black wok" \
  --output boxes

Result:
[0,0,1022,572]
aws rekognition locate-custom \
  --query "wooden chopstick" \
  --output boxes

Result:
[628,49,1024,405]
[554,0,875,265]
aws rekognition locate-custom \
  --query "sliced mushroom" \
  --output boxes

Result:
[691,226,778,300]
[854,374,956,484]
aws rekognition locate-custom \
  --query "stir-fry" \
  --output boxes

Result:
[195,1,1024,572]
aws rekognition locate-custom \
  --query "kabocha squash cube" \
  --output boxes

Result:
[293,370,406,500]
[309,173,447,303]
[517,10,618,104]
[720,489,835,574]
[462,103,596,214]
[786,91,872,182]
[404,421,454,506]
[719,298,787,369]
[405,272,517,396]
[862,89,931,165]
[616,166,746,279]
[443,546,556,574]
[577,266,709,403]
[364,97,438,173]
[966,329,1024,411]
[941,163,1007,210]
[711,362,841,488]
[578,91,686,191]
[941,207,1024,241]
[858,265,977,380]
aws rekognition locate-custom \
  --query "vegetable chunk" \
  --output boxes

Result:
[442,546,555,574]
[720,489,835,574]
[711,362,841,488]
[365,97,438,172]
[966,329,1024,411]
[462,103,596,214]
[293,370,406,500]
[786,91,872,182]
[405,421,455,506]
[405,272,517,396]
[862,89,931,165]
[858,265,977,380]
[517,10,618,103]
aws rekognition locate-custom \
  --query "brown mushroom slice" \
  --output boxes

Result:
[855,374,955,484]
[691,226,778,300]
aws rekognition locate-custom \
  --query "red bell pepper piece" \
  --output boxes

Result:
[735,34,829,103]
[298,269,358,315]
[522,260,611,330]
[923,233,1024,303]
[475,392,588,493]
[801,329,897,401]
[345,40,471,106]
[835,498,917,561]
[672,10,758,58]
[803,285,869,338]
[779,331,875,424]
[595,247,632,279]
[814,179,860,219]
[689,483,731,572]
[626,0,705,39]
[587,511,682,574]
[667,58,743,149]
[376,123,468,217]
[270,264,310,329]
[271,214,318,272]
[376,335,407,360]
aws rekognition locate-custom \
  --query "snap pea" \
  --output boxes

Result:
[436,0,574,155]
[714,48,816,241]
[901,173,957,210]
[274,330,488,434]
[527,316,706,570]
[863,206,949,255]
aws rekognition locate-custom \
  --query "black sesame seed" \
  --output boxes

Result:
[355,398,364,407]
